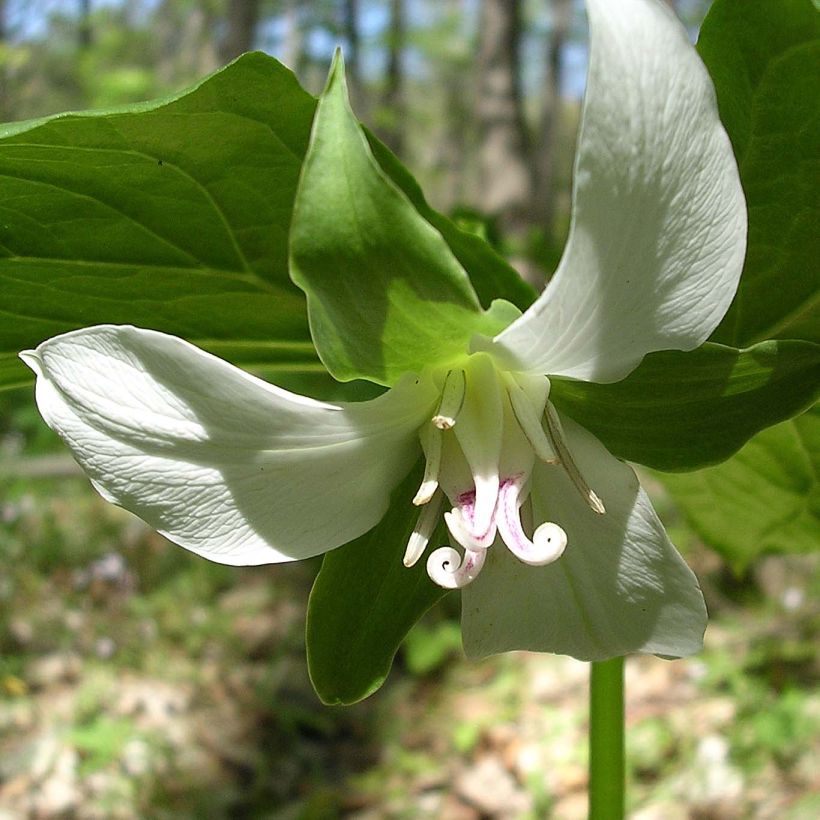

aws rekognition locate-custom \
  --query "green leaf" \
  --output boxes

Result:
[661,407,820,571]
[1,52,530,395]
[306,463,448,705]
[365,134,536,313]
[289,53,516,386]
[550,340,820,471]
[698,0,820,346]
[0,52,320,390]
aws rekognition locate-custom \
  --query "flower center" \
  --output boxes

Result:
[404,352,604,589]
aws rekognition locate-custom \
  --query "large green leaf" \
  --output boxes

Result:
[365,134,536,313]
[550,340,820,471]
[0,53,322,390]
[1,51,531,394]
[698,0,820,346]
[662,407,820,571]
[306,463,448,705]
[289,53,518,386]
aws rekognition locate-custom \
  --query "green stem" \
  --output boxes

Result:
[589,657,625,820]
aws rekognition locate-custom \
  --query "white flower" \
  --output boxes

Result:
[20,0,745,661]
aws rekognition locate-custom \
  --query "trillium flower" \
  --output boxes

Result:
[20,0,745,663]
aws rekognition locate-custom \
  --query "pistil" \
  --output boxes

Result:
[444,489,497,550]
[407,355,595,590]
[495,476,567,566]
[426,544,486,589]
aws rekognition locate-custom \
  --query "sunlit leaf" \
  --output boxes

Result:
[0,53,318,390]
[550,341,820,471]
[289,53,518,386]
[306,464,448,705]
[699,0,820,345]
[662,407,820,571]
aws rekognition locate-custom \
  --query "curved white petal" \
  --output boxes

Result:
[461,413,706,660]
[20,325,436,565]
[493,0,746,383]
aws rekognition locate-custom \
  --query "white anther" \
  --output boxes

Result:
[426,546,486,589]
[404,491,444,567]
[432,369,466,429]
[413,422,442,505]
[543,402,606,515]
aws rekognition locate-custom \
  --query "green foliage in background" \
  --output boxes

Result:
[663,407,820,572]
[659,0,820,568]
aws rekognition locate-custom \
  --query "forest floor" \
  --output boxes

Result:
[1,459,818,819]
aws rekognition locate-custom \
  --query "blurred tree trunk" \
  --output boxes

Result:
[0,0,8,122]
[342,0,364,112]
[381,0,406,154]
[475,0,533,240]
[533,0,571,238]
[437,0,471,209]
[156,0,220,85]
[282,0,305,76]
[220,0,261,63]
[78,0,93,50]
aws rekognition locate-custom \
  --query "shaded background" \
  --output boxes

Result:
[1,1,818,817]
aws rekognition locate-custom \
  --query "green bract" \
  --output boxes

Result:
[289,54,520,385]
[9,0,815,704]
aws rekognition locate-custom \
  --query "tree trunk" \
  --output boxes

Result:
[220,0,261,63]
[282,0,305,77]
[381,0,406,155]
[78,0,93,50]
[475,0,533,240]
[0,0,9,122]
[435,0,471,210]
[156,0,220,85]
[341,0,364,113]
[533,0,571,238]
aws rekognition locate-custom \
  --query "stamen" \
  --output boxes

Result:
[413,422,442,505]
[432,369,466,429]
[506,378,558,465]
[496,477,567,566]
[426,546,486,589]
[404,491,444,567]
[543,402,606,515]
[444,506,497,550]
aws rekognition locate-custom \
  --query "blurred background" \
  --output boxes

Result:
[1,1,818,818]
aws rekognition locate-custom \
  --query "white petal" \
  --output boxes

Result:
[21,325,436,565]
[461,413,706,660]
[492,0,746,383]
